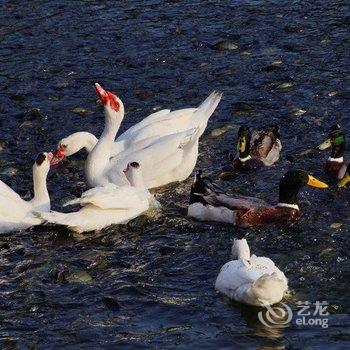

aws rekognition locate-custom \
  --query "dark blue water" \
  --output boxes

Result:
[0,1,349,349]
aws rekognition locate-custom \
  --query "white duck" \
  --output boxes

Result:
[38,161,158,233]
[215,239,288,306]
[52,84,222,188]
[0,152,53,234]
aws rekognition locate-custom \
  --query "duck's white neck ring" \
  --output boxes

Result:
[328,156,343,163]
[239,155,252,162]
[277,202,300,210]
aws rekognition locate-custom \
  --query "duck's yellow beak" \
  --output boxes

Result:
[338,174,350,188]
[318,138,331,150]
[237,137,246,152]
[307,175,328,188]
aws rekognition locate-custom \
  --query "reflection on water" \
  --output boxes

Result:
[238,302,290,339]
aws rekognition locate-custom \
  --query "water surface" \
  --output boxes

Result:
[0,1,349,349]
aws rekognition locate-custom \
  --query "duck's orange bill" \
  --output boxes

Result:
[338,174,350,188]
[307,175,328,189]
[237,137,246,152]
[318,138,331,150]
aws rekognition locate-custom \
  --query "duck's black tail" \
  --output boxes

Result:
[190,170,214,205]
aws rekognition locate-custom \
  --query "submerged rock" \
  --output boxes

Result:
[19,121,33,128]
[10,93,26,101]
[271,60,283,66]
[44,66,63,74]
[24,108,45,120]
[133,89,151,100]
[291,107,306,116]
[276,82,294,91]
[49,95,60,101]
[211,124,236,138]
[232,101,255,113]
[330,222,343,229]
[66,270,92,284]
[219,171,236,181]
[72,107,93,116]
[212,40,238,51]
[319,247,334,257]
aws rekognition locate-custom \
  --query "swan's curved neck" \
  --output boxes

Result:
[85,104,124,186]
[232,240,251,260]
[80,132,98,153]
[128,170,144,189]
[236,250,250,261]
[31,167,49,207]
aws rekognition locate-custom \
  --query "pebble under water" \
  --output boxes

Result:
[0,1,349,349]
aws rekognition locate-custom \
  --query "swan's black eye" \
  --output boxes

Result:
[130,161,140,168]
[35,153,46,166]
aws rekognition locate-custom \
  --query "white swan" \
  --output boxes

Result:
[0,152,53,234]
[38,162,158,233]
[51,85,222,188]
[105,127,201,188]
[215,239,288,306]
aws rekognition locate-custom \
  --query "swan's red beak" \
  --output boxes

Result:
[94,83,109,104]
[50,145,65,165]
[94,83,120,112]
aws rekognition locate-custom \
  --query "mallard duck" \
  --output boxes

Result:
[338,164,350,187]
[318,124,347,180]
[229,125,282,170]
[188,169,328,227]
[215,239,288,306]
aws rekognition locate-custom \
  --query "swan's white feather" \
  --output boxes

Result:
[64,185,148,210]
[215,239,288,306]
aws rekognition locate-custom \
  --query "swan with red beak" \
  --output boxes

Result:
[37,161,159,233]
[51,83,222,189]
[84,83,125,187]
[0,152,55,233]
[51,83,123,167]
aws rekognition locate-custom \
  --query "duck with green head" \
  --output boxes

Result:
[230,125,282,170]
[188,169,328,227]
[318,124,347,180]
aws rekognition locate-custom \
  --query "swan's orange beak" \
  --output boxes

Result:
[50,145,65,165]
[94,83,109,104]
[94,83,120,112]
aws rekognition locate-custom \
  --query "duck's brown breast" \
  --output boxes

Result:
[325,160,343,178]
[236,206,300,227]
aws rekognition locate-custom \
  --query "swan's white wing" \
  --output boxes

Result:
[0,181,29,218]
[106,129,196,183]
[0,180,24,202]
[188,90,222,136]
[111,135,162,158]
[215,260,256,295]
[117,109,171,142]
[119,109,197,144]
[250,255,287,282]
[64,185,148,210]
[136,109,171,125]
